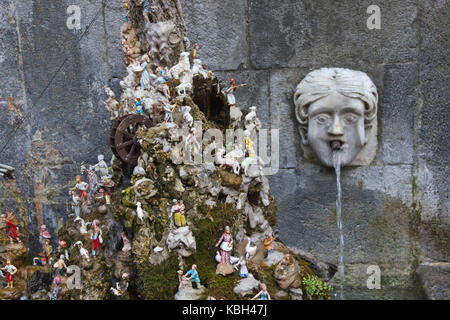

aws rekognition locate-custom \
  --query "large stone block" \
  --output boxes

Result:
[380,64,416,165]
[417,0,450,167]
[414,0,450,262]
[416,263,450,300]
[415,162,450,262]
[415,162,450,224]
[270,165,415,270]
[268,68,304,169]
[248,0,418,69]
[181,0,248,70]
[329,263,416,290]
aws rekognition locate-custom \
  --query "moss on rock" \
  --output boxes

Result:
[136,252,179,300]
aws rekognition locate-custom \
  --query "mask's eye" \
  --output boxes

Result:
[314,114,331,125]
[343,114,358,124]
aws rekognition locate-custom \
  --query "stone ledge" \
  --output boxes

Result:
[416,262,450,300]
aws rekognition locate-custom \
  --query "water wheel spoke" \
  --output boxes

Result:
[126,144,136,160]
[116,140,134,150]
[131,124,140,135]
[117,128,134,139]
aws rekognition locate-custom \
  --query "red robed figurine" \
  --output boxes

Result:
[3,209,21,244]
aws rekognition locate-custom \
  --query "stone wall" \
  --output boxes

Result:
[181,0,450,287]
[0,0,124,255]
[0,0,448,290]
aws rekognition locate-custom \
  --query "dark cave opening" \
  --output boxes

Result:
[192,75,230,129]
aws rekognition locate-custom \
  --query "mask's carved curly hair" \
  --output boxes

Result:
[294,68,378,143]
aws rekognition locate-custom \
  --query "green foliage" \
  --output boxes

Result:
[138,253,180,300]
[302,274,332,300]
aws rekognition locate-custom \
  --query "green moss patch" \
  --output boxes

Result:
[184,202,242,299]
[137,253,180,300]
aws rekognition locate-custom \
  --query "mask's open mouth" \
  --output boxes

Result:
[330,140,343,150]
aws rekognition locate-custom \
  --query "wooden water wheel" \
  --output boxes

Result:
[110,114,153,166]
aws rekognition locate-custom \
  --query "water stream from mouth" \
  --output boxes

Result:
[332,150,344,300]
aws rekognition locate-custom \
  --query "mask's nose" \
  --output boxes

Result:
[328,115,344,136]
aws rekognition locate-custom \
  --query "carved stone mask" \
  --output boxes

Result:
[294,68,378,167]
[147,21,183,68]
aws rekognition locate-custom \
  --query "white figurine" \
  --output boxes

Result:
[177,270,190,289]
[69,191,82,220]
[177,82,192,96]
[241,156,264,177]
[259,175,271,207]
[121,232,132,253]
[152,67,170,85]
[215,148,240,175]
[215,251,240,264]
[225,145,244,162]
[150,67,171,100]
[185,128,201,162]
[136,202,147,224]
[163,103,175,122]
[215,251,221,263]
[244,106,262,141]
[181,106,193,128]
[169,52,191,81]
[104,87,120,120]
[93,154,109,179]
[233,256,249,278]
[191,59,207,79]
[74,241,90,262]
[245,237,257,259]
[229,106,243,129]
[120,57,143,89]
[129,57,144,74]
[80,164,99,199]
[140,54,152,90]
[132,163,146,176]
[110,273,129,297]
[74,217,92,234]
[110,286,121,296]
[225,78,247,108]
